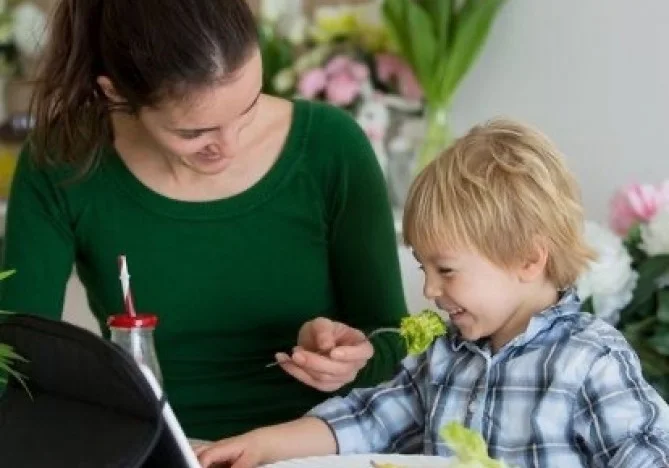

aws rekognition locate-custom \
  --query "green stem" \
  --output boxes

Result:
[417,104,452,171]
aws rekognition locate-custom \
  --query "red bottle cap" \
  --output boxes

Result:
[107,313,158,329]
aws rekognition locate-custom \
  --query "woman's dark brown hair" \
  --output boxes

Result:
[30,0,258,174]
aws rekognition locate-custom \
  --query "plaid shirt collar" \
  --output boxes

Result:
[426,287,583,384]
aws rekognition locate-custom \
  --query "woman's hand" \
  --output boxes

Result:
[275,317,374,392]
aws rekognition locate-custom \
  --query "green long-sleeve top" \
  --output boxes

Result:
[0,99,408,440]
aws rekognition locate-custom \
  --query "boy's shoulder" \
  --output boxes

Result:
[567,312,633,355]
[411,313,639,385]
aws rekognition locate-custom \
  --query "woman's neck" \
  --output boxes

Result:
[110,97,292,201]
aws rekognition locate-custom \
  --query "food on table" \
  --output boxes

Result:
[368,422,510,468]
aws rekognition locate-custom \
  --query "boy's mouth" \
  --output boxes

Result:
[449,308,466,320]
[437,303,466,319]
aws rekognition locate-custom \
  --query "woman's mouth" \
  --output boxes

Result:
[196,152,224,161]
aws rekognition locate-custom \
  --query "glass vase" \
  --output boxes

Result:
[416,103,452,170]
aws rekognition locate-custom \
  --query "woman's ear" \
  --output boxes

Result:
[96,76,124,103]
[518,239,549,283]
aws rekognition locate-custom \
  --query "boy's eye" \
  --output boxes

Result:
[178,130,205,140]
[438,267,454,276]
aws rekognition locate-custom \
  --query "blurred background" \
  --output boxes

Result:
[0,1,666,365]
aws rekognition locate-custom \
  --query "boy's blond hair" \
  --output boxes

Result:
[403,118,595,289]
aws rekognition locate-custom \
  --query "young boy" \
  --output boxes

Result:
[197,119,669,467]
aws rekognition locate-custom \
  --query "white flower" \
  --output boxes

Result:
[260,0,302,23]
[13,2,47,57]
[282,15,308,45]
[576,221,638,325]
[260,0,307,45]
[271,67,295,93]
[640,209,669,255]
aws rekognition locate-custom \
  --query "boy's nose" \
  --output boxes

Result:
[423,279,442,300]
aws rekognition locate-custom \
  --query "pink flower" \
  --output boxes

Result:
[397,68,423,100]
[297,68,327,99]
[349,62,370,81]
[297,55,369,106]
[375,53,401,82]
[326,73,361,106]
[325,55,354,76]
[659,180,669,205]
[609,183,662,235]
[374,53,423,100]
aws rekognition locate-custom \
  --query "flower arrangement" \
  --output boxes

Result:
[258,1,505,209]
[578,181,669,399]
[379,0,506,168]
[258,0,427,184]
[259,1,421,108]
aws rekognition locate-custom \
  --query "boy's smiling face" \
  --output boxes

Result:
[414,246,549,351]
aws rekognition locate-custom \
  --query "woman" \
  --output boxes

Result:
[0,0,407,440]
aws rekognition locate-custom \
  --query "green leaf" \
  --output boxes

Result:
[623,316,656,338]
[624,255,669,314]
[0,344,32,399]
[439,0,505,102]
[624,223,642,248]
[625,333,669,376]
[419,0,454,53]
[439,421,504,467]
[648,328,669,357]
[0,269,15,281]
[383,0,438,99]
[657,289,669,324]
[382,0,413,62]
[619,295,654,326]
[580,296,594,314]
[624,224,647,266]
[258,25,295,96]
[405,2,437,86]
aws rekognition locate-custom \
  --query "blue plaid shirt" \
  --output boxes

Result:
[309,289,669,467]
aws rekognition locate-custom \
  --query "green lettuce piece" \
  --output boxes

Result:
[399,309,447,355]
[440,422,508,468]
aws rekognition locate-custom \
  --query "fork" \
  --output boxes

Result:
[264,327,398,368]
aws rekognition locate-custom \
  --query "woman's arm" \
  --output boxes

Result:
[325,107,408,387]
[0,146,75,318]
[275,103,408,392]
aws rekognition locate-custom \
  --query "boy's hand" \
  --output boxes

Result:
[197,418,337,467]
[195,431,263,468]
[275,317,374,392]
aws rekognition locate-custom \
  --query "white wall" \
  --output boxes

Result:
[64,0,669,325]
[450,0,669,222]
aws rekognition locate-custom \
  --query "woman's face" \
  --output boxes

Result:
[136,48,264,175]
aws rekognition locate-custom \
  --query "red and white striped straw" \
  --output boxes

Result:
[117,255,137,317]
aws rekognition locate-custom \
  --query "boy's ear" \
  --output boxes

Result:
[518,239,549,282]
